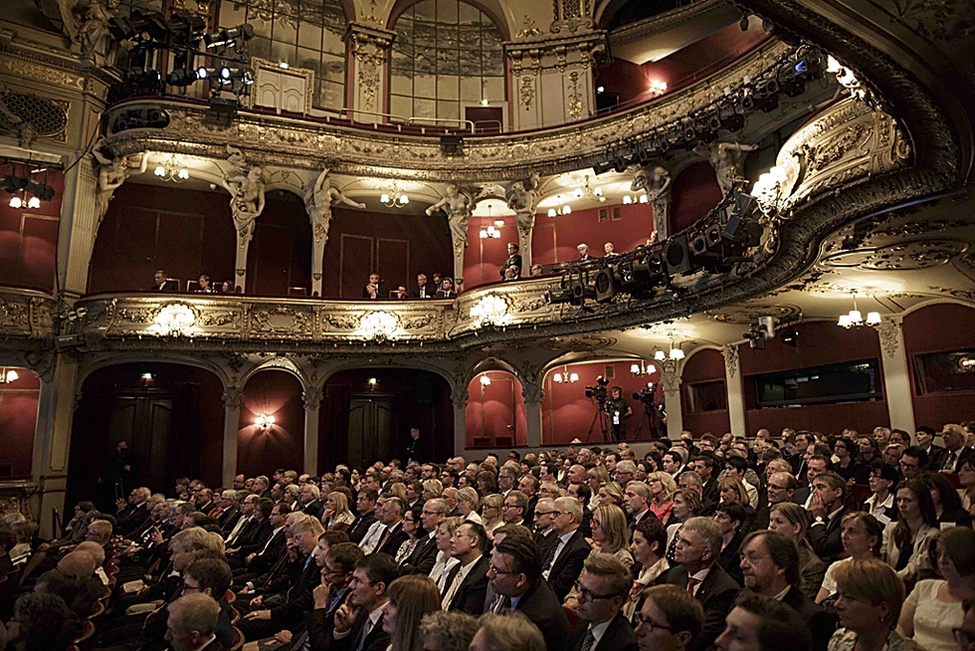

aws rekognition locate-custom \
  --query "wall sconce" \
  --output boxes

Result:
[479,225,502,239]
[255,413,275,429]
[547,204,572,217]
[553,365,579,383]
[358,311,399,341]
[752,166,788,217]
[648,79,667,96]
[669,343,685,360]
[654,350,666,361]
[621,194,648,205]
[837,291,882,329]
[479,375,492,386]
[0,368,19,384]
[630,360,657,376]
[470,295,509,328]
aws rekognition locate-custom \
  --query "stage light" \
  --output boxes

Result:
[204,24,255,49]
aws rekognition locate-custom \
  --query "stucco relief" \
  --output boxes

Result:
[821,239,967,271]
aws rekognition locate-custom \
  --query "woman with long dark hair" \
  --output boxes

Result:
[883,479,940,581]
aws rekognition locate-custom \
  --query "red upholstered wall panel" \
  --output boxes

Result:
[462,222,516,288]
[541,360,662,445]
[0,368,40,478]
[681,348,730,437]
[739,320,888,435]
[238,370,305,478]
[0,170,63,292]
[670,162,722,234]
[465,371,527,448]
[903,303,975,429]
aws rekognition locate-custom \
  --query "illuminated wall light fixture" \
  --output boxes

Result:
[479,375,492,386]
[654,350,666,361]
[648,79,667,96]
[255,413,275,429]
[630,360,657,376]
[0,368,20,384]
[837,291,882,329]
[479,225,502,239]
[553,365,579,383]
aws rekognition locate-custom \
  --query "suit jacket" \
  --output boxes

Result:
[409,284,435,299]
[151,280,178,292]
[269,554,320,626]
[500,254,523,278]
[198,501,217,515]
[401,532,439,575]
[250,527,288,572]
[444,555,489,615]
[347,510,378,544]
[303,500,324,517]
[237,518,273,555]
[218,506,241,533]
[334,609,389,651]
[781,586,836,651]
[808,506,849,562]
[545,528,592,602]
[659,564,740,651]
[927,444,949,470]
[535,530,558,565]
[117,502,151,536]
[307,586,351,651]
[375,522,408,557]
[569,611,638,651]
[701,479,721,505]
[511,579,572,651]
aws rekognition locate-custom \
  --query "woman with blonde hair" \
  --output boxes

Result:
[321,491,354,531]
[587,466,612,509]
[830,559,921,651]
[769,501,826,600]
[456,487,482,524]
[817,512,884,604]
[718,476,751,506]
[479,493,504,535]
[665,488,703,562]
[647,471,677,525]
[564,503,633,609]
[387,481,408,503]
[597,481,625,508]
[384,574,442,651]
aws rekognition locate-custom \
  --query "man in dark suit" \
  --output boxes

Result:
[753,471,797,532]
[164,592,225,651]
[400,498,447,575]
[442,521,490,615]
[374,497,409,557]
[347,489,380,545]
[298,484,324,518]
[238,502,290,578]
[739,530,835,651]
[933,423,967,471]
[332,554,398,651]
[500,242,523,280]
[305,542,362,651]
[791,453,832,510]
[807,471,849,563]
[659,516,740,651]
[569,554,638,651]
[228,498,274,568]
[150,269,179,292]
[635,584,705,651]
[692,455,721,505]
[543,496,592,602]
[486,536,570,651]
[409,273,435,299]
[116,487,152,537]
[362,272,388,299]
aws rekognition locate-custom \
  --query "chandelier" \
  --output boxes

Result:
[358,311,399,341]
[153,155,190,183]
[752,166,788,216]
[0,368,19,384]
[380,181,409,208]
[150,303,198,336]
[553,365,579,383]
[837,291,882,328]
[630,360,657,376]
[470,295,509,328]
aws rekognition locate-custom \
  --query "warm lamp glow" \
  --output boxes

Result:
[480,375,491,386]
[255,413,275,429]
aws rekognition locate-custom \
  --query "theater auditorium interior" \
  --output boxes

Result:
[0,0,974,645]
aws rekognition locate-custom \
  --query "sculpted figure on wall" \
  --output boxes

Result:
[693,141,759,197]
[427,184,474,252]
[632,165,672,237]
[226,166,266,245]
[305,169,365,244]
[60,0,120,63]
[92,145,145,221]
[506,172,540,241]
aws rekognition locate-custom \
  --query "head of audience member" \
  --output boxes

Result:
[349,553,398,612]
[839,512,883,560]
[421,498,448,535]
[894,478,938,532]
[85,519,113,545]
[470,612,545,651]
[502,491,528,525]
[805,453,831,484]
[356,488,378,516]
[291,518,326,557]
[716,593,811,651]
[768,502,810,547]
[451,521,489,565]
[6,592,79,651]
[419,611,478,651]
[738,531,799,597]
[692,455,715,482]
[915,426,936,448]
[831,559,904,638]
[56,550,96,581]
[624,481,651,516]
[567,481,590,507]
[322,541,362,590]
[183,558,232,600]
[672,489,703,524]
[811,471,846,513]
[74,541,106,568]
[766,472,797,506]
[490,536,541,598]
[576,554,632,626]
[900,446,928,479]
[674,516,721,573]
[382,574,441,651]
[630,516,667,568]
[598,481,625,508]
[532,498,557,534]
[718,477,749,507]
[164,592,220,651]
[930,526,975,585]
[884,444,905,467]
[636,584,705,651]
[567,464,588,484]
[552,497,582,535]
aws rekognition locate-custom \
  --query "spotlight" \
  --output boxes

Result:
[204,24,255,49]
[570,278,596,304]
[664,234,693,275]
[544,288,574,305]
[166,68,198,86]
[594,268,619,303]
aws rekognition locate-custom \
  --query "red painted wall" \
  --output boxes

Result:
[670,162,723,234]
[0,367,39,479]
[89,182,237,293]
[0,170,63,292]
[738,320,888,435]
[681,348,730,437]
[466,371,527,448]
[245,190,312,296]
[903,303,975,429]
[541,360,662,445]
[238,370,305,478]
[322,207,453,298]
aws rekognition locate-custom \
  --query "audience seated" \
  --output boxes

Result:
[831,558,922,651]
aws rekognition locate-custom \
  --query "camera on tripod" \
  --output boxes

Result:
[585,375,609,402]
[632,383,657,404]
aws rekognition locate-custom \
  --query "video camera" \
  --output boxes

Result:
[632,383,657,404]
[585,375,609,402]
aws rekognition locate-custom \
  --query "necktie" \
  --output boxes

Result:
[491,593,509,613]
[441,566,463,610]
[360,523,384,553]
[686,576,699,595]
[356,617,372,651]
[581,628,597,651]
[947,452,957,470]
[543,542,558,572]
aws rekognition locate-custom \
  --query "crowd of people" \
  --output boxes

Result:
[3,423,975,651]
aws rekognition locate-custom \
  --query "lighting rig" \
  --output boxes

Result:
[591,46,826,174]
[544,183,762,308]
[1,160,57,209]
[107,10,254,120]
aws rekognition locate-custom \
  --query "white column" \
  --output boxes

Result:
[723,345,747,439]
[876,317,916,433]
[31,356,78,537]
[522,379,543,448]
[303,389,321,475]
[660,362,682,440]
[58,157,100,295]
[452,387,469,457]
[221,387,243,489]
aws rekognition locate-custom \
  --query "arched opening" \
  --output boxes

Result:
[0,366,40,479]
[239,370,305,477]
[246,189,313,296]
[321,368,453,471]
[68,362,225,511]
[466,370,526,448]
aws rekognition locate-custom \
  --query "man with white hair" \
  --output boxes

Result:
[117,486,152,536]
[543,496,592,602]
[165,592,223,651]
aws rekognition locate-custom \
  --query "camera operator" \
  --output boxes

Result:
[606,386,632,442]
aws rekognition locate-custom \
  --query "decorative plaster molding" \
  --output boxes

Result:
[722,345,739,379]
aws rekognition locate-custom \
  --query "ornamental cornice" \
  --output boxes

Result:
[100,40,791,182]
[608,0,742,48]
[0,29,118,95]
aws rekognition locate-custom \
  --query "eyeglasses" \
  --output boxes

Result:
[488,565,516,575]
[577,587,617,602]
[534,511,557,517]
[738,552,770,564]
[634,614,673,632]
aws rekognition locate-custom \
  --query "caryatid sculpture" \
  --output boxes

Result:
[223,148,266,291]
[693,140,759,198]
[91,144,146,225]
[426,184,475,290]
[631,165,672,240]
[305,169,365,296]
[505,172,540,270]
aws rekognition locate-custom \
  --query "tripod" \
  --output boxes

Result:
[635,399,665,440]
[585,400,610,442]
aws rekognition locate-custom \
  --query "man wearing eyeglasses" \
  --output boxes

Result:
[304,542,363,651]
[442,522,491,615]
[401,498,447,575]
[543,496,592,602]
[753,471,797,531]
[531,498,559,562]
[570,554,638,651]
[635,584,704,651]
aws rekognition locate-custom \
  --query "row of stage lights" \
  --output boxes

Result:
[1,161,56,210]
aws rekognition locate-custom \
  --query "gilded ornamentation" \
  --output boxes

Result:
[567,71,583,119]
[0,59,85,91]
[251,306,313,338]
[222,387,245,409]
[303,390,322,410]
[349,27,394,114]
[707,304,803,324]
[516,16,543,39]
[520,77,535,111]
[721,345,739,379]
[821,239,967,270]
[874,318,901,358]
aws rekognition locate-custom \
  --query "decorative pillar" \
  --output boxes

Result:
[451,387,469,457]
[521,366,543,448]
[30,355,76,537]
[876,317,916,433]
[506,177,539,274]
[506,34,607,131]
[659,360,683,440]
[221,387,244,489]
[348,25,395,121]
[303,389,321,476]
[722,345,747,439]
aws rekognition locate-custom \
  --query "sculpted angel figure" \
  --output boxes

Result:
[426,184,474,249]
[632,165,672,236]
[226,166,266,242]
[693,141,759,197]
[91,146,145,219]
[506,172,540,238]
[304,169,365,243]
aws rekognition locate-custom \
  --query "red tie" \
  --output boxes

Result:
[687,576,699,595]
